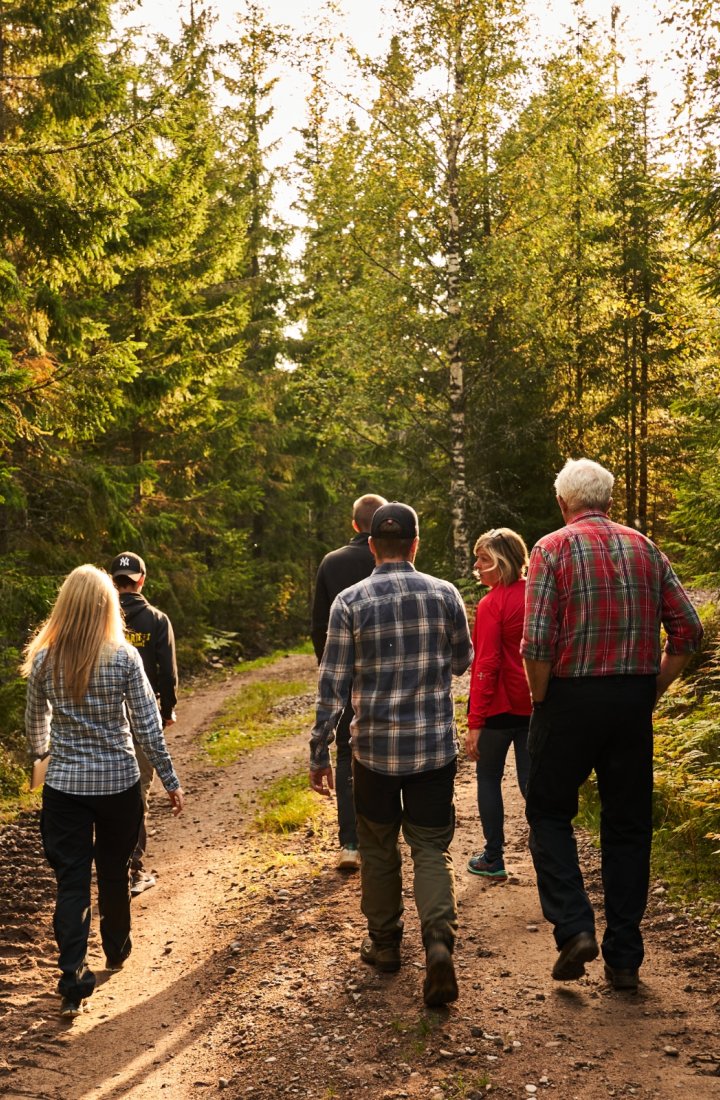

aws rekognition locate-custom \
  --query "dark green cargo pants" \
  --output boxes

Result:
[353,758,458,950]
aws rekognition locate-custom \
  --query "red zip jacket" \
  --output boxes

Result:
[468,579,531,729]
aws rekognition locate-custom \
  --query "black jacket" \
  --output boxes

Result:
[310,533,376,661]
[120,592,178,720]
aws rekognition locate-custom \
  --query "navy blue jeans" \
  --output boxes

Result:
[335,702,357,847]
[525,675,655,969]
[41,781,143,1001]
[475,725,530,864]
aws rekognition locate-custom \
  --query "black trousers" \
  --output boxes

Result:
[524,676,655,970]
[41,781,143,1000]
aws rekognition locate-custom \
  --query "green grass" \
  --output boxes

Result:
[390,1011,442,1055]
[231,639,314,673]
[0,788,42,824]
[203,679,315,765]
[442,1071,492,1097]
[254,772,324,834]
[577,761,720,926]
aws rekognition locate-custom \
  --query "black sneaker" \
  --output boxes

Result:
[60,998,86,1018]
[360,936,401,973]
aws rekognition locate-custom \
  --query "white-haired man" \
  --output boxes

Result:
[521,459,702,990]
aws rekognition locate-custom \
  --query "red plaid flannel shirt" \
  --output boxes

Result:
[521,512,703,677]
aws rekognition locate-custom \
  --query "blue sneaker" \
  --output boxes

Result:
[467,853,507,881]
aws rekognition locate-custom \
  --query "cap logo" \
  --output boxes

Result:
[119,556,131,567]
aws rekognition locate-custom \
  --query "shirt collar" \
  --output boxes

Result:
[568,510,610,525]
[374,560,416,573]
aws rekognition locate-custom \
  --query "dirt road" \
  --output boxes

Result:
[1,653,718,1099]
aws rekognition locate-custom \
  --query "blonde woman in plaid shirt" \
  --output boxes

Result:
[23,565,184,1019]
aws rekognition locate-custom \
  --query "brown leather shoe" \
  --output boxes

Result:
[423,941,459,1006]
[552,931,599,980]
[360,936,401,973]
[604,963,639,991]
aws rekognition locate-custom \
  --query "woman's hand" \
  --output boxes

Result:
[465,727,481,761]
[167,787,185,815]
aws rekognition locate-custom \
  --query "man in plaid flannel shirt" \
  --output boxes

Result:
[521,458,703,990]
[309,502,473,1007]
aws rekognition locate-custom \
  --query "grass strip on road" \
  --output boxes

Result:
[254,772,325,834]
[203,679,315,766]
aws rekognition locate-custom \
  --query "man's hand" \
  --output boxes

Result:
[309,766,334,797]
[163,711,177,728]
[167,787,185,815]
[465,727,481,762]
[655,652,692,706]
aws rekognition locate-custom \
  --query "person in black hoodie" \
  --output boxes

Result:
[110,552,178,896]
[311,494,387,871]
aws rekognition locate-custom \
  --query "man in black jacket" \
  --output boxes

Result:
[111,552,178,896]
[311,494,387,871]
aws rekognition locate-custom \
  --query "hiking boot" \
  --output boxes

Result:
[360,936,401,973]
[604,963,639,991]
[552,931,599,981]
[130,870,156,897]
[337,846,361,872]
[467,853,507,881]
[105,958,125,973]
[60,998,87,1019]
[423,941,458,1007]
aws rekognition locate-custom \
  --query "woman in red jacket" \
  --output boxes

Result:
[465,528,531,882]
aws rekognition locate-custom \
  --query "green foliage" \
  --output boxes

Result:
[1,0,720,828]
[579,618,720,915]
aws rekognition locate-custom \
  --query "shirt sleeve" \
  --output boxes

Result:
[449,588,474,676]
[25,658,52,758]
[310,561,331,663]
[468,592,502,728]
[155,613,178,720]
[659,557,704,655]
[125,648,180,791]
[309,594,354,771]
[521,546,559,663]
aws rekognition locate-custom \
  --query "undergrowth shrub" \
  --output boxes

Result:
[579,601,720,911]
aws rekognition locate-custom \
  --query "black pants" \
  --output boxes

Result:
[334,702,357,848]
[41,782,143,1000]
[524,676,655,970]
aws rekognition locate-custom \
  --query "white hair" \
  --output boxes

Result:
[554,458,614,513]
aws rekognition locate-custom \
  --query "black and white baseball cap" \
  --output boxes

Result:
[110,552,146,581]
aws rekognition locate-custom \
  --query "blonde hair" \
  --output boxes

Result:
[21,565,126,702]
[473,528,529,586]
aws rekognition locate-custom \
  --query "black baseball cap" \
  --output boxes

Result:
[110,552,146,581]
[370,502,419,539]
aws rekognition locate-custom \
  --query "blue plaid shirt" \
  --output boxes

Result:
[310,561,473,775]
[25,643,181,797]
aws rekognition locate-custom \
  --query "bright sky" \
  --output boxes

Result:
[119,0,682,219]
[122,0,678,80]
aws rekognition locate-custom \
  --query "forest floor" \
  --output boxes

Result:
[1,652,719,1100]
